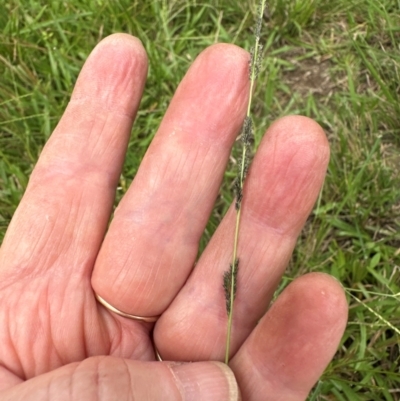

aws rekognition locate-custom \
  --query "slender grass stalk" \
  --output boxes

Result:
[223,0,267,365]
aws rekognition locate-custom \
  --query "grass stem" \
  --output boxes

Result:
[224,0,267,365]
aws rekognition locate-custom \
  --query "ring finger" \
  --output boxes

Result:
[154,115,331,361]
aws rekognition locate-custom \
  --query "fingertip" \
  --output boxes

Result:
[292,272,348,319]
[71,33,148,116]
[282,272,349,343]
[100,32,146,49]
[177,43,250,135]
[94,33,148,69]
[200,42,250,67]
[230,273,348,400]
[245,115,330,236]
[266,115,330,162]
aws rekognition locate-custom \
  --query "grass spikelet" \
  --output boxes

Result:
[223,0,267,365]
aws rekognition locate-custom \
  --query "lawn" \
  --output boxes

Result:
[1,0,399,399]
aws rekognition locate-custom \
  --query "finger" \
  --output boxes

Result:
[0,367,22,392]
[0,356,240,401]
[0,34,147,284]
[91,44,250,316]
[230,273,348,401]
[155,116,330,361]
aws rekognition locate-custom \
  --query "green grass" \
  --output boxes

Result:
[1,0,399,399]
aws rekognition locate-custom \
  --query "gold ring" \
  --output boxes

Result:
[150,327,163,361]
[94,293,160,323]
[155,346,163,361]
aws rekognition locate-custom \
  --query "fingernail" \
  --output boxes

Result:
[170,361,240,401]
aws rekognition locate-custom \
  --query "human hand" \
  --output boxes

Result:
[0,34,348,400]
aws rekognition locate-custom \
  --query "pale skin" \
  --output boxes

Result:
[0,34,348,400]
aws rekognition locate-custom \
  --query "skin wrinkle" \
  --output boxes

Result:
[132,156,178,207]
[239,223,296,286]
[149,254,165,290]
[245,144,327,236]
[33,154,118,192]
[86,112,109,160]
[82,305,105,359]
[176,90,242,144]
[89,113,130,166]
[131,255,159,303]
[122,359,135,401]
[96,359,106,401]
[142,164,165,201]
[68,97,137,120]
[191,284,228,327]
[242,205,294,240]
[168,113,241,148]
[59,183,107,278]
[45,373,52,401]
[69,362,79,401]
[44,283,59,374]
[116,324,153,362]
[15,288,41,378]
[73,283,118,359]
[236,251,269,297]
[99,310,122,356]
[36,112,131,192]
[276,145,323,208]
[38,284,58,376]
[17,184,77,277]
[202,319,226,357]
[138,240,185,300]
[16,171,111,278]
[169,136,213,193]
[241,244,288,295]
[70,186,101,267]
[59,281,88,356]
[94,358,101,401]
[171,95,247,148]
[113,251,135,296]
[161,252,186,306]
[116,235,160,288]
[155,143,220,243]
[9,276,90,378]
[45,191,82,274]
[36,200,68,274]
[58,280,84,361]
[3,303,23,379]
[11,211,55,279]
[61,188,85,256]
[0,196,59,282]
[165,364,184,401]
[112,198,199,300]
[183,144,221,206]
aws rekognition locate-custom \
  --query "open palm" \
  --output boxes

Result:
[0,34,347,401]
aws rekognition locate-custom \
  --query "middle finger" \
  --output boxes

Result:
[92,44,250,317]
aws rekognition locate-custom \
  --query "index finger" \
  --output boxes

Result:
[0,34,148,283]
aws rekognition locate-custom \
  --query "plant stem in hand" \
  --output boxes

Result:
[223,0,267,365]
